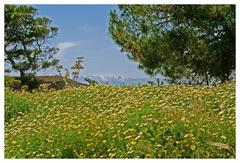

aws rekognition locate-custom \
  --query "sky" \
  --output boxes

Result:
[31,5,151,78]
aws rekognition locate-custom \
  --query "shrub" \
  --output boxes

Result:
[15,76,41,90]
[5,77,22,90]
[84,77,98,86]
[49,80,66,90]
[24,78,41,90]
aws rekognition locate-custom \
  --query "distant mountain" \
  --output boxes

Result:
[79,75,166,86]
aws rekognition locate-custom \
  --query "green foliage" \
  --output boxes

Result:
[4,4,59,80]
[25,78,41,90]
[48,80,66,90]
[4,76,38,91]
[5,83,235,158]
[109,5,235,84]
[5,77,21,90]
[56,65,63,76]
[5,89,32,122]
[14,76,41,90]
[71,56,84,81]
[84,77,98,85]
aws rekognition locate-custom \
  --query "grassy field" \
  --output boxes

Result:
[5,83,235,158]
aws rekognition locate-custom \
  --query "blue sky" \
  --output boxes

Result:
[33,5,151,78]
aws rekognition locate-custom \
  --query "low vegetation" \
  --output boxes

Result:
[5,89,32,122]
[5,83,235,158]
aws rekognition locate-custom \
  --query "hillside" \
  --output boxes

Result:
[36,76,87,87]
[5,75,88,88]
[5,83,235,158]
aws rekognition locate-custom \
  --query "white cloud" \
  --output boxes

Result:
[56,42,78,58]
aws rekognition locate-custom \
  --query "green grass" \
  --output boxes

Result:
[5,82,235,158]
[5,89,32,122]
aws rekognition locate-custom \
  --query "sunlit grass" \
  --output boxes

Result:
[5,82,235,158]
[5,89,32,122]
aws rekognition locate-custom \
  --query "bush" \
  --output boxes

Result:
[5,77,21,90]
[49,80,66,90]
[15,76,41,90]
[84,77,98,86]
[24,78,41,90]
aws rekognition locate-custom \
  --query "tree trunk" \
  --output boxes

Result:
[221,53,226,83]
[19,70,26,84]
[156,78,160,86]
[204,72,209,86]
[203,62,209,86]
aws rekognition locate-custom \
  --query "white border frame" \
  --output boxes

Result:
[0,0,238,162]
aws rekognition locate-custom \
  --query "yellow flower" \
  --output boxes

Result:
[87,143,92,147]
[135,136,141,140]
[190,145,196,150]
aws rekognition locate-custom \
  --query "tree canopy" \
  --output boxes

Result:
[109,5,235,85]
[5,5,59,80]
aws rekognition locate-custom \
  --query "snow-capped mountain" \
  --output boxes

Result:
[79,75,166,86]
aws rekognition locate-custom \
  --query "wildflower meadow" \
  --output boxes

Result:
[5,83,235,158]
